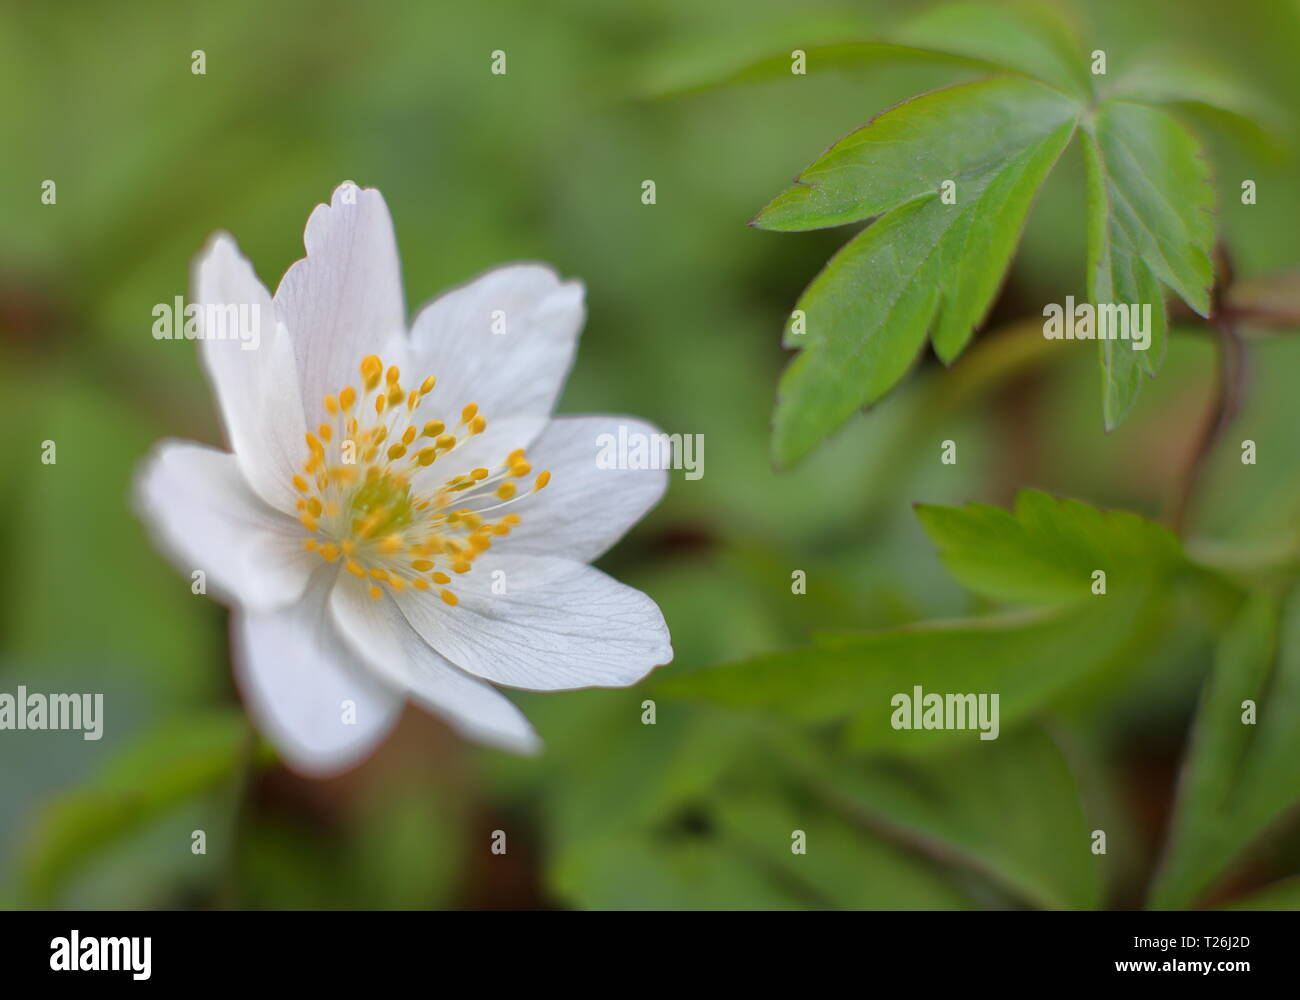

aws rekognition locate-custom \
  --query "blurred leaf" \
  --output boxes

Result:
[2,370,223,703]
[239,822,351,911]
[1112,48,1292,159]
[1081,101,1215,428]
[710,781,974,909]
[20,709,261,902]
[550,834,803,911]
[1152,589,1300,908]
[892,0,1091,98]
[915,488,1183,607]
[756,78,1078,464]
[779,727,1100,908]
[347,775,466,909]
[647,41,995,101]
[1217,876,1300,910]
[549,767,975,910]
[540,699,757,852]
[650,0,1091,102]
[661,597,1154,755]
[663,491,1194,750]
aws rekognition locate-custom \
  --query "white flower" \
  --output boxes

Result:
[136,182,672,776]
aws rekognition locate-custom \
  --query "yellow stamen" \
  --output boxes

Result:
[296,356,534,606]
[360,355,383,390]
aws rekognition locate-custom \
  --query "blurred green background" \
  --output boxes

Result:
[2,0,1299,909]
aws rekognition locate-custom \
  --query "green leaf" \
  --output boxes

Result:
[915,489,1183,607]
[1217,877,1300,910]
[757,79,1079,465]
[1150,591,1300,909]
[549,834,806,910]
[20,710,263,902]
[710,782,974,909]
[346,775,467,910]
[782,728,1101,909]
[892,0,1092,99]
[540,701,756,853]
[1111,47,1292,159]
[647,41,998,101]
[660,595,1156,755]
[753,77,1079,232]
[649,1,1091,103]
[662,491,1191,750]
[1081,100,1216,429]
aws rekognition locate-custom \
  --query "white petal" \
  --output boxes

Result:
[274,182,407,415]
[329,575,540,754]
[135,440,316,612]
[407,264,584,425]
[501,416,668,562]
[194,234,307,514]
[234,571,403,776]
[394,554,672,691]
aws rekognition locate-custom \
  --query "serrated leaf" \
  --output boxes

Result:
[1150,591,1300,909]
[754,77,1079,231]
[757,79,1079,465]
[1082,100,1216,429]
[915,489,1183,607]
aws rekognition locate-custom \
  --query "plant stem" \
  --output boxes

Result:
[1170,310,1246,536]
